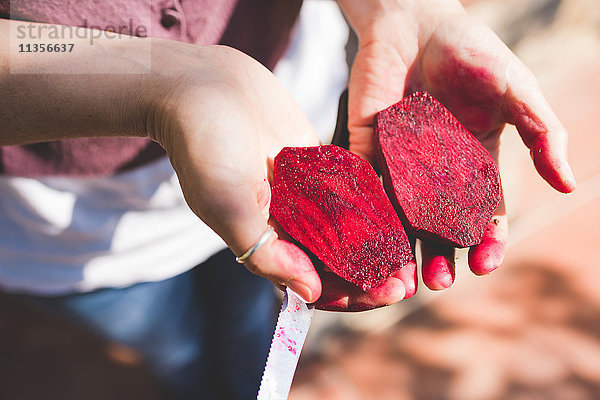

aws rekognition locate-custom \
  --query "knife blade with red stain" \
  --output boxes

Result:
[257,288,314,399]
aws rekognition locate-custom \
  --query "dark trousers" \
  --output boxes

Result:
[15,249,278,400]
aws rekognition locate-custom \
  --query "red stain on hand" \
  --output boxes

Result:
[414,45,507,136]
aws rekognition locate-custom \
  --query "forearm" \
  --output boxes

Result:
[0,19,199,146]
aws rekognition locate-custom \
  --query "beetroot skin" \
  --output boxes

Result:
[375,91,502,248]
[270,145,413,291]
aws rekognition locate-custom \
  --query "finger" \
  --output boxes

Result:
[314,270,406,312]
[350,274,406,311]
[396,259,417,299]
[399,235,418,299]
[504,61,576,193]
[211,180,321,304]
[421,241,455,290]
[468,213,508,276]
[311,270,357,311]
[241,232,322,304]
[203,197,323,303]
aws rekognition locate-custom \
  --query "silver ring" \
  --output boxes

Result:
[235,226,275,264]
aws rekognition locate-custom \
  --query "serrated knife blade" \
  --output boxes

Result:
[257,288,314,399]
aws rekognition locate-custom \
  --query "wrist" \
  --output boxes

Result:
[143,44,259,156]
[142,41,215,150]
[337,0,464,44]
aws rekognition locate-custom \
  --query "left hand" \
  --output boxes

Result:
[337,0,576,295]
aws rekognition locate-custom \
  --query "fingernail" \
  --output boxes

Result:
[287,279,313,303]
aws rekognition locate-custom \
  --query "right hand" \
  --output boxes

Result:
[338,0,575,294]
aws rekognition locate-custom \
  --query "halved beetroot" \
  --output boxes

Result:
[375,91,502,248]
[270,145,413,291]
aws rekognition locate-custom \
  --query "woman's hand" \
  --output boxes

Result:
[1,18,410,309]
[144,45,321,303]
[338,0,576,294]
[147,45,412,309]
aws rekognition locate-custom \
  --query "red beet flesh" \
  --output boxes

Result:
[375,91,502,248]
[270,145,413,291]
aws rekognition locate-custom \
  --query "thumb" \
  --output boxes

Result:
[346,42,408,165]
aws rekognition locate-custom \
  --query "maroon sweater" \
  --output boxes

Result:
[0,0,302,177]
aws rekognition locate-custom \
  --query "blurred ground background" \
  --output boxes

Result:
[1,0,599,399]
